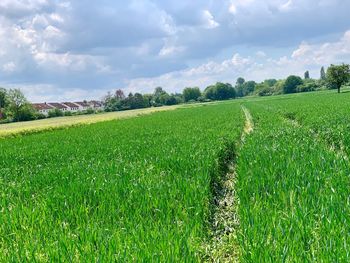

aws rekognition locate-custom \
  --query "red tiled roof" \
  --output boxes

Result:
[49,103,68,109]
[75,101,90,107]
[63,102,79,108]
[89,100,103,107]
[32,103,54,110]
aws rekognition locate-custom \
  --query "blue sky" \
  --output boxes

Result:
[0,0,350,102]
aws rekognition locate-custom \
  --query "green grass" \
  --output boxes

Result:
[2,89,350,261]
[0,105,183,138]
[0,102,244,261]
[236,92,350,261]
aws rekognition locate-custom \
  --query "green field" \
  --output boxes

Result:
[0,105,184,138]
[1,91,350,261]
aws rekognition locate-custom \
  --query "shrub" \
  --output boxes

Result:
[48,108,64,118]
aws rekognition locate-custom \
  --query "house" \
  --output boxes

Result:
[48,102,69,112]
[32,103,54,116]
[89,100,104,110]
[32,99,104,116]
[62,102,80,112]
[74,101,90,111]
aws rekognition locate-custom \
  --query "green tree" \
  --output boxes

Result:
[154,87,166,97]
[320,66,326,80]
[0,88,7,108]
[205,83,236,100]
[153,87,168,105]
[263,79,278,87]
[236,77,245,86]
[103,92,120,112]
[7,89,35,121]
[326,64,350,93]
[115,89,126,100]
[304,71,310,79]
[283,75,303,94]
[183,87,201,102]
[242,81,257,96]
[0,88,8,119]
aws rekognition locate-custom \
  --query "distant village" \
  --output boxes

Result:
[32,101,104,116]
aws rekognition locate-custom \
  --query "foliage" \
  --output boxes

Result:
[235,80,256,97]
[6,89,36,122]
[236,77,245,86]
[304,70,310,79]
[48,108,64,118]
[205,82,236,100]
[0,88,7,109]
[320,66,326,80]
[0,102,244,261]
[296,79,318,92]
[326,63,350,93]
[183,87,202,102]
[237,92,350,261]
[0,88,8,120]
[283,75,303,94]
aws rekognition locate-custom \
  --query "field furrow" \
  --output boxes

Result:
[0,103,245,261]
[206,106,254,262]
[236,102,350,262]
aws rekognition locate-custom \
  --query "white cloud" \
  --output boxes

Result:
[256,51,267,58]
[126,30,350,93]
[2,62,16,73]
[202,10,220,29]
[0,0,350,101]
[228,3,237,14]
[279,0,294,12]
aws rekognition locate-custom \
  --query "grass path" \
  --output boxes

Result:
[206,106,254,262]
[241,106,254,138]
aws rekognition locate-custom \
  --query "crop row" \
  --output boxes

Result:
[236,100,350,261]
[0,103,244,261]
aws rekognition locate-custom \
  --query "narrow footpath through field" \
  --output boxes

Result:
[206,105,254,262]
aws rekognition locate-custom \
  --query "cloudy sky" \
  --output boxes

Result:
[0,0,350,102]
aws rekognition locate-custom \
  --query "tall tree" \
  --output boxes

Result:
[283,75,303,94]
[326,64,350,93]
[154,87,166,97]
[205,82,236,100]
[7,89,35,121]
[183,87,201,102]
[0,88,7,120]
[0,88,7,109]
[320,66,326,80]
[304,70,310,79]
[115,89,126,100]
[236,77,245,86]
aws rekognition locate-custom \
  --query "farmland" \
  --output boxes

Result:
[1,90,350,261]
[0,105,184,138]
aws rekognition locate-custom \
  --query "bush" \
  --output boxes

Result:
[64,111,72,116]
[35,113,46,120]
[258,86,274,96]
[85,108,95,114]
[48,108,64,118]
[297,82,317,93]
[14,104,36,122]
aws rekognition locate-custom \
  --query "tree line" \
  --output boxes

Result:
[103,64,350,111]
[0,88,37,123]
[1,63,349,123]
